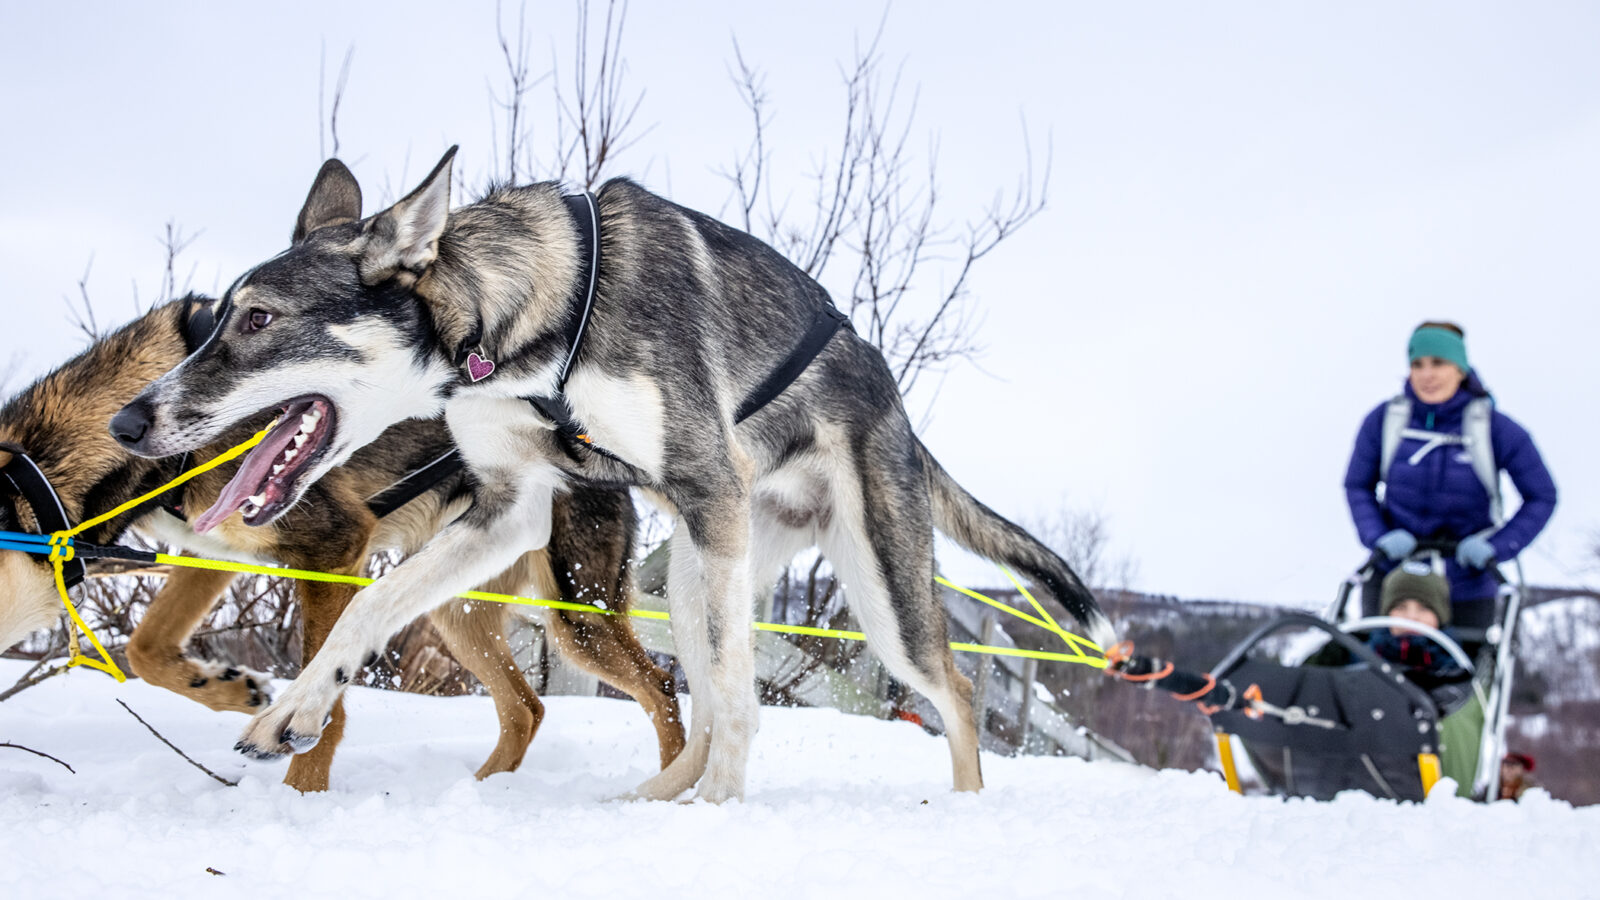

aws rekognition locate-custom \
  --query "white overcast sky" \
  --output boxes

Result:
[2,2,1597,606]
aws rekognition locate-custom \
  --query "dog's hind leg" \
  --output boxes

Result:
[126,564,273,713]
[539,482,685,768]
[676,501,760,804]
[546,606,684,769]
[283,578,357,792]
[628,524,717,800]
[428,588,544,779]
[818,454,983,793]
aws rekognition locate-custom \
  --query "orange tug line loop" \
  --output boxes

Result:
[1169,672,1217,702]
[1115,660,1173,683]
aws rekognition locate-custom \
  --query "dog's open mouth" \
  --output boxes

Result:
[193,397,338,532]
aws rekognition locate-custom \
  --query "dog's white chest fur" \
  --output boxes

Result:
[564,369,666,477]
[444,395,553,469]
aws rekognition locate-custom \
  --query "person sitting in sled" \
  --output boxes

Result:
[1344,321,1558,631]
[1368,564,1465,685]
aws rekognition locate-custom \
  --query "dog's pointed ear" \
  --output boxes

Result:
[179,293,221,353]
[356,146,457,286]
[293,159,363,244]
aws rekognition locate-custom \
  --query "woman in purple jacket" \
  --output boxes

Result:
[1344,322,1557,631]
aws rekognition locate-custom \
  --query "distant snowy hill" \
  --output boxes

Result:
[1,659,1595,899]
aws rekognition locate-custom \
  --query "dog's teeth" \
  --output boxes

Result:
[294,433,308,448]
[272,464,285,475]
[241,501,260,517]
[284,448,298,462]
[306,407,322,423]
[300,415,317,433]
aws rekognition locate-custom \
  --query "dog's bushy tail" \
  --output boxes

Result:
[916,439,1117,649]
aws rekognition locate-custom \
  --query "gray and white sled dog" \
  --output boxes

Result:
[114,147,1116,801]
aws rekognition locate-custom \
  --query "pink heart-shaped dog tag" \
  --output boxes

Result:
[466,352,496,382]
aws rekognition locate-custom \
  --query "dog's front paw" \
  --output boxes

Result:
[190,660,274,712]
[233,680,336,761]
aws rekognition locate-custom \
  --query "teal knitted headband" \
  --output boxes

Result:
[1408,326,1470,375]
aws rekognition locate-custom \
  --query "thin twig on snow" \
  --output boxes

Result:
[116,699,237,787]
[0,741,75,773]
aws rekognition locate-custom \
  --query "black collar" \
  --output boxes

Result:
[372,189,598,514]
[521,190,849,462]
[552,191,601,393]
[526,192,609,460]
[0,449,87,588]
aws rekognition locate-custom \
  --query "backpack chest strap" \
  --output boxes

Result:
[1397,427,1466,466]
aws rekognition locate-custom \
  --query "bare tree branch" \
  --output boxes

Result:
[1027,500,1138,596]
[0,629,70,704]
[63,255,100,341]
[319,39,326,160]
[331,46,353,160]
[490,0,548,183]
[721,16,1049,408]
[0,742,75,773]
[319,42,356,161]
[155,220,203,307]
[551,0,649,188]
[718,38,770,233]
[116,699,237,787]
[0,659,69,703]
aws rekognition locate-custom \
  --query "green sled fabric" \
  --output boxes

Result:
[1438,691,1485,798]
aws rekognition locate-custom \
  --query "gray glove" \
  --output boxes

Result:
[1457,534,1497,570]
[1374,529,1417,561]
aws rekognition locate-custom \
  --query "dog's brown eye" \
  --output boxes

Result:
[245,309,273,332]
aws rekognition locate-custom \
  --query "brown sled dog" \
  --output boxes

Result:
[0,296,683,791]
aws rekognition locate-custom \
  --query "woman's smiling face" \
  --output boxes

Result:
[1409,355,1465,404]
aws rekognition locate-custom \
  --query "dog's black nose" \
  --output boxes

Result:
[109,399,154,448]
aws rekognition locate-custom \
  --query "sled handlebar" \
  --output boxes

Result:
[1361,538,1506,581]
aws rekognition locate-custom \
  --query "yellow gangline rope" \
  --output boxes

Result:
[998,566,1104,659]
[45,424,274,681]
[148,551,1106,666]
[42,422,1107,676]
[937,573,1105,666]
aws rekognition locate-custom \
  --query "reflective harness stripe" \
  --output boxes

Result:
[364,450,464,518]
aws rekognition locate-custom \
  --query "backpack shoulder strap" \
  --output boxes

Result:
[1462,397,1502,524]
[1378,395,1411,484]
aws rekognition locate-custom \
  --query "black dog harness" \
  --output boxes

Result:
[0,450,87,588]
[524,192,612,461]
[378,192,854,506]
[733,303,850,424]
[522,192,851,461]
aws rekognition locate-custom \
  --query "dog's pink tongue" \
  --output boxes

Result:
[192,463,263,534]
[192,414,302,532]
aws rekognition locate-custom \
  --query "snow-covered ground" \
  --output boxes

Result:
[1,659,1594,899]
